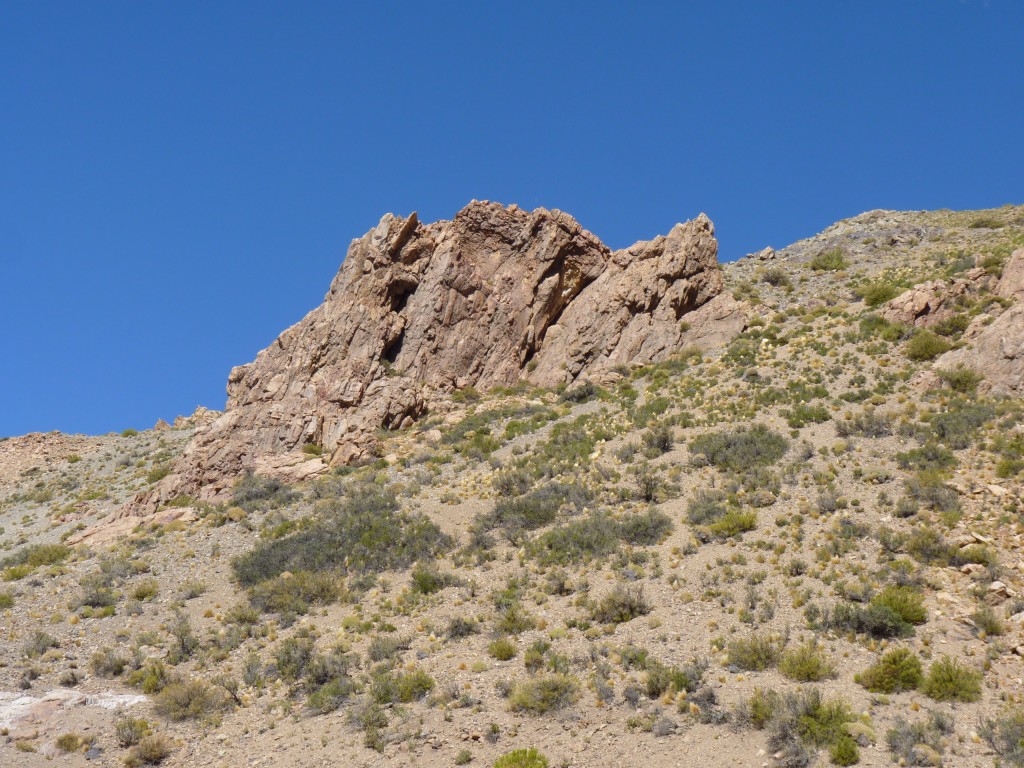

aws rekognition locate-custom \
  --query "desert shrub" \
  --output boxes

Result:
[409,564,460,595]
[55,732,94,752]
[527,513,619,566]
[690,424,788,471]
[2,543,70,570]
[248,570,342,615]
[559,381,600,404]
[896,442,956,472]
[644,658,705,698]
[274,635,315,680]
[618,508,673,545]
[370,666,435,704]
[762,267,791,287]
[508,674,579,714]
[972,605,1005,636]
[642,424,675,456]
[23,630,58,659]
[114,717,150,747]
[766,689,858,766]
[835,409,892,438]
[809,248,848,271]
[937,365,983,394]
[871,585,926,625]
[906,526,957,566]
[920,656,982,702]
[367,634,410,663]
[590,584,651,625]
[905,329,951,361]
[232,472,298,511]
[686,489,727,525]
[728,633,781,671]
[904,472,959,514]
[855,647,923,693]
[304,649,356,713]
[91,646,131,677]
[736,687,781,730]
[929,400,994,449]
[778,640,835,682]
[446,616,479,640]
[494,748,549,768]
[154,678,230,721]
[488,637,518,661]
[484,482,591,534]
[124,734,173,766]
[969,216,1003,228]
[0,590,13,609]
[232,486,451,585]
[785,403,830,429]
[858,280,901,307]
[705,509,757,540]
[860,313,912,342]
[828,601,913,639]
[981,709,1024,767]
[886,712,953,767]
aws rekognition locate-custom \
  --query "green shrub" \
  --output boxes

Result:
[618,508,673,545]
[370,667,435,704]
[274,635,315,680]
[367,634,410,663]
[766,689,857,764]
[809,248,848,271]
[937,366,983,394]
[231,472,298,511]
[124,734,173,766]
[897,443,956,472]
[55,732,93,752]
[23,630,58,659]
[972,605,1005,636]
[855,647,923,693]
[249,570,342,615]
[488,637,518,661]
[920,656,982,702]
[508,674,579,714]
[154,678,230,721]
[690,424,788,471]
[785,403,830,429]
[706,509,757,539]
[980,709,1024,767]
[929,400,994,449]
[905,329,952,361]
[91,646,131,677]
[886,712,953,767]
[527,513,619,566]
[870,585,927,625]
[728,633,781,671]
[739,687,781,729]
[493,748,549,768]
[906,526,957,566]
[761,267,791,288]
[859,280,901,308]
[485,483,590,533]
[409,564,459,595]
[590,584,651,625]
[114,717,150,747]
[232,486,451,585]
[779,641,835,682]
[0,590,14,609]
[687,489,728,525]
[828,602,913,639]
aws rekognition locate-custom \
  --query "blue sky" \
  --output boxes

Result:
[2,1,1021,436]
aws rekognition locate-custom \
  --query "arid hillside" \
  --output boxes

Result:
[2,203,1023,768]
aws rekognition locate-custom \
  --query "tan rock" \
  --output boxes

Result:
[935,304,1024,396]
[880,279,968,328]
[996,248,1024,301]
[125,202,741,511]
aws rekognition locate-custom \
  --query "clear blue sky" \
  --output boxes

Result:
[2,1,1021,436]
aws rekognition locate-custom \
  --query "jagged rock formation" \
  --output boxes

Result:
[936,248,1024,395]
[130,201,744,510]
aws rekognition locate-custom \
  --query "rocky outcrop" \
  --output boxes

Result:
[881,280,965,328]
[129,201,743,510]
[934,249,1024,396]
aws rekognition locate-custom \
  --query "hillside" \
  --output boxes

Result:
[2,203,1024,768]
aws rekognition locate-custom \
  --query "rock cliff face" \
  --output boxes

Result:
[130,201,743,510]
